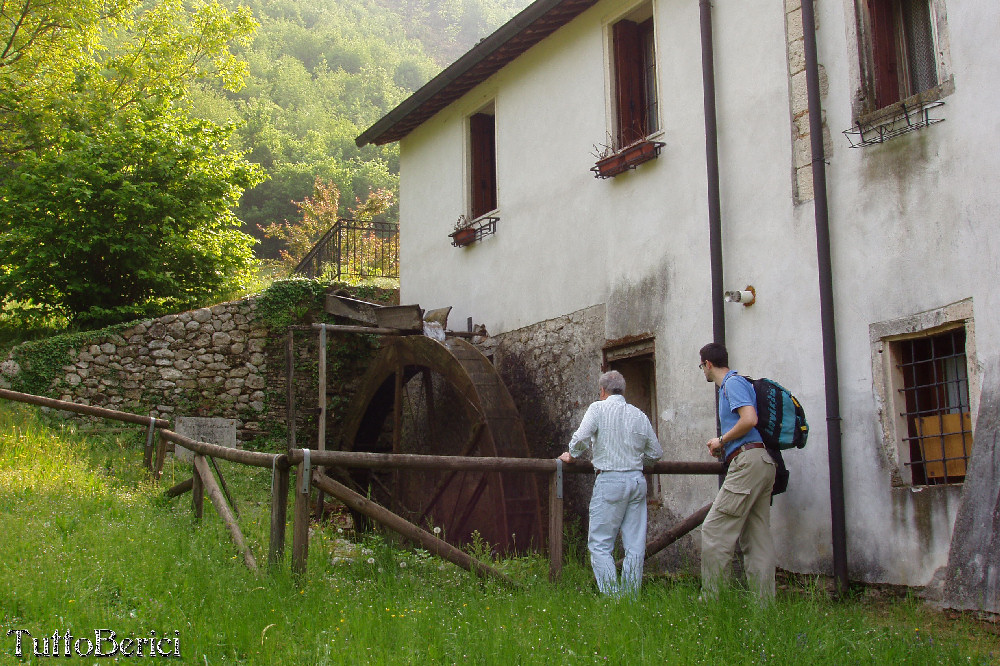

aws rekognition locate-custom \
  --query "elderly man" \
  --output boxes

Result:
[559,370,662,596]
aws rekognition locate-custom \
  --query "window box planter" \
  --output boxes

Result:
[449,215,498,247]
[591,139,665,179]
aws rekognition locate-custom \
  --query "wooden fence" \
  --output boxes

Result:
[0,388,722,584]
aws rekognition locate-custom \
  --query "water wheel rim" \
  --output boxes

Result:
[340,335,541,552]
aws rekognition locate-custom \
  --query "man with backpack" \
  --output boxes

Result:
[698,342,777,602]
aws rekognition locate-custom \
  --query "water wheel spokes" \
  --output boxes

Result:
[341,335,542,553]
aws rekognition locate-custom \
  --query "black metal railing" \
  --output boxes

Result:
[294,219,399,280]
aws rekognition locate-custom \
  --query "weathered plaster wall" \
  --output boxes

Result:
[395,0,1000,594]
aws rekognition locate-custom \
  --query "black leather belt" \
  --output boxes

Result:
[725,442,765,465]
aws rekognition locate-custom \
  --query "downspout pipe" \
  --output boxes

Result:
[700,0,725,346]
[800,0,849,595]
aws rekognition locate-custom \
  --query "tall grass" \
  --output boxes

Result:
[0,403,995,664]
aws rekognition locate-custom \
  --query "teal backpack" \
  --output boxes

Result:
[747,377,809,451]
[722,375,808,496]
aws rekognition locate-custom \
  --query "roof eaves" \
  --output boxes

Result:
[355,0,598,147]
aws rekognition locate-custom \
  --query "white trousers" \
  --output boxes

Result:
[588,470,648,596]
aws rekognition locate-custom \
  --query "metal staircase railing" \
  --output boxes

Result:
[293,219,399,279]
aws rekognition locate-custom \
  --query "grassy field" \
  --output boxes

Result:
[0,402,996,664]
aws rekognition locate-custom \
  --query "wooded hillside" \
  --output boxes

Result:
[211,0,532,257]
[0,0,528,327]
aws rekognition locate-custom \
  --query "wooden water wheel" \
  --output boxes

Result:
[339,334,542,554]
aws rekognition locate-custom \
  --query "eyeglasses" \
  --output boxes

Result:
[699,361,707,370]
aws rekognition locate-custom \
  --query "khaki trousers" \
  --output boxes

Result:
[701,447,776,600]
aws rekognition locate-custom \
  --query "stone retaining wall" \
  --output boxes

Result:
[30,298,269,440]
[2,284,396,443]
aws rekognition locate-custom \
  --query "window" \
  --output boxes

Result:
[870,300,978,487]
[469,109,496,219]
[611,4,658,147]
[860,0,948,111]
[893,328,971,484]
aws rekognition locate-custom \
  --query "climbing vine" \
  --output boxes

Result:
[7,324,131,396]
[254,277,331,332]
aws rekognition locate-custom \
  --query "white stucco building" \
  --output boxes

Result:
[357,0,1000,605]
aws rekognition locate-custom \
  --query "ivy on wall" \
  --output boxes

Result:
[255,278,332,331]
[7,324,130,396]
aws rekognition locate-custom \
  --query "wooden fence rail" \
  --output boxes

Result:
[285,448,723,476]
[0,388,169,428]
[0,389,723,584]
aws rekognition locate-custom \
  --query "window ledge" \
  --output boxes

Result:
[845,79,954,148]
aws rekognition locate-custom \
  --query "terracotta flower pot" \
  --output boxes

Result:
[452,227,476,246]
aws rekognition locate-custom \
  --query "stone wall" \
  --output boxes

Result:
[2,283,396,444]
[11,298,271,441]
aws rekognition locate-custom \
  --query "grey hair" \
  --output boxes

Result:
[599,370,626,395]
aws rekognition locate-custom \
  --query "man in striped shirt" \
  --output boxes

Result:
[559,370,663,596]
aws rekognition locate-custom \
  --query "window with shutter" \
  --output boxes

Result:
[864,0,941,110]
[611,5,657,148]
[469,111,497,219]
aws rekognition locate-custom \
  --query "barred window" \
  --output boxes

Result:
[894,328,971,485]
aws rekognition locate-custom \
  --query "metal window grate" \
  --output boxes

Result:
[895,328,971,485]
[843,100,944,148]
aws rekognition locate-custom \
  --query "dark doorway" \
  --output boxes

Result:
[604,338,658,499]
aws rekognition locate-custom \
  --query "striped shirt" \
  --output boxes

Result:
[568,395,663,471]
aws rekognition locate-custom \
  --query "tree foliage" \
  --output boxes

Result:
[0,0,531,326]
[196,0,531,258]
[0,111,264,325]
[0,0,264,326]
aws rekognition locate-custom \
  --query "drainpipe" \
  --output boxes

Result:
[800,0,849,596]
[700,0,725,347]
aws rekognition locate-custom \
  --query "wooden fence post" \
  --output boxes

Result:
[316,325,327,519]
[269,457,290,567]
[192,455,204,521]
[193,454,257,572]
[153,431,168,480]
[143,414,156,470]
[291,451,312,575]
[286,330,296,453]
[548,460,564,583]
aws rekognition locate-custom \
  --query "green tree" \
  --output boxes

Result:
[1,0,264,325]
[0,110,264,325]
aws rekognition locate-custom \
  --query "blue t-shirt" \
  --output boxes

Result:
[719,370,763,459]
